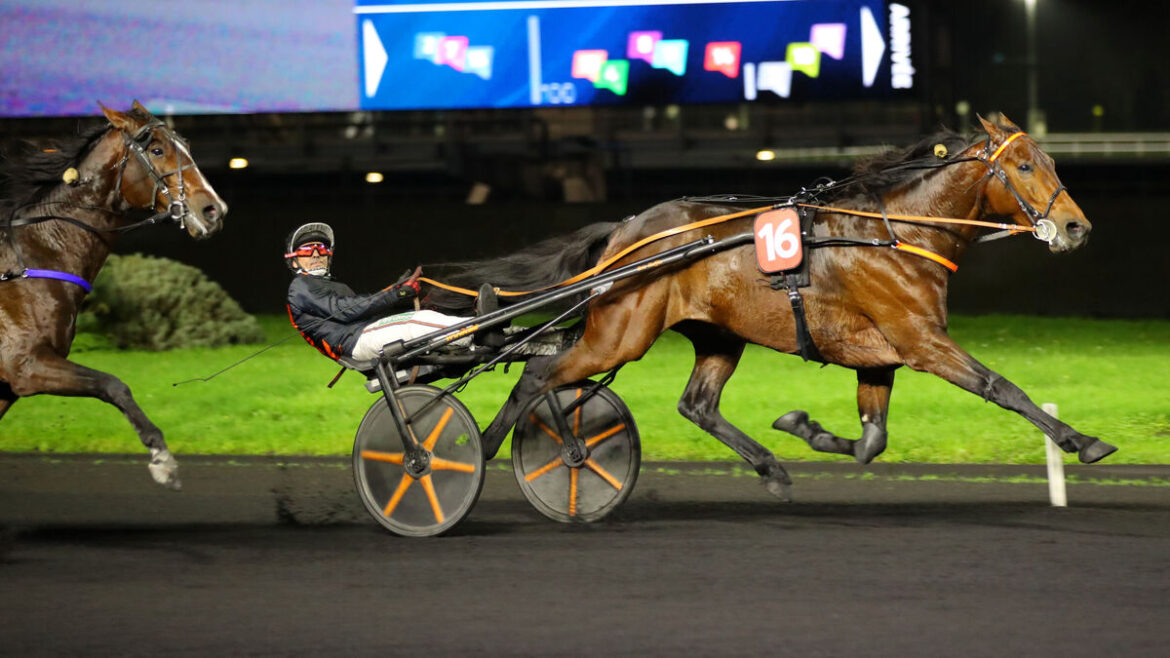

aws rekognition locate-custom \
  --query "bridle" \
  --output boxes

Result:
[1,119,207,293]
[976,130,1063,244]
[114,119,206,236]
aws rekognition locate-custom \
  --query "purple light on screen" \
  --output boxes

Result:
[810,23,847,61]
[0,0,356,117]
[626,31,663,64]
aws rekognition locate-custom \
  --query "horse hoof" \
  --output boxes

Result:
[1079,439,1118,464]
[758,461,794,502]
[761,476,793,502]
[853,423,887,465]
[149,449,183,491]
[772,410,809,434]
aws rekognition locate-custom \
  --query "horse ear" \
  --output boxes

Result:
[977,113,1010,142]
[997,113,1022,132]
[131,99,155,119]
[99,101,135,132]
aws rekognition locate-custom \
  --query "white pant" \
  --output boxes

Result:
[351,310,471,361]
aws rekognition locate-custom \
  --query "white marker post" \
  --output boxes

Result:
[1042,402,1067,507]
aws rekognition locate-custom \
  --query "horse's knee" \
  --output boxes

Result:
[99,376,134,406]
[677,395,715,430]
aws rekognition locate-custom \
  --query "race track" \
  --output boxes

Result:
[2,455,1167,657]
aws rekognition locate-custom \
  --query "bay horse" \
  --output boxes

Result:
[425,114,1116,499]
[0,102,228,490]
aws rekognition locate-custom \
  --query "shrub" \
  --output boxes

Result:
[78,254,265,350]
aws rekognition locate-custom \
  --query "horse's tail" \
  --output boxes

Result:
[421,220,619,314]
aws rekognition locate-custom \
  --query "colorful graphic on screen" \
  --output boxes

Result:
[356,0,914,110]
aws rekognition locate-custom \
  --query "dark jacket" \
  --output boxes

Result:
[287,274,415,359]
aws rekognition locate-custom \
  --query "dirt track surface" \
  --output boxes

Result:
[2,455,1168,657]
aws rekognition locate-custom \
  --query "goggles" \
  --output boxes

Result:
[286,242,333,258]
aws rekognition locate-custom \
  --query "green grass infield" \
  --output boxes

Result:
[2,315,1167,464]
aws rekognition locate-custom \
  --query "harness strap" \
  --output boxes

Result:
[892,242,958,272]
[796,203,1036,235]
[781,273,823,363]
[987,131,1027,163]
[0,268,93,293]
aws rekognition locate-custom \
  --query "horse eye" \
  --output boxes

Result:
[150,146,164,156]
[1018,162,1033,173]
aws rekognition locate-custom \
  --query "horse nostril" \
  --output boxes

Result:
[1066,221,1087,239]
[202,205,219,222]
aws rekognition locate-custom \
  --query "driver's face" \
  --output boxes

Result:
[296,253,328,271]
[295,243,330,272]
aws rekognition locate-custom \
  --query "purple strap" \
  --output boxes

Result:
[22,269,93,293]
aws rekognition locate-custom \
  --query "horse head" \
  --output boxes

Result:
[99,101,227,240]
[976,114,1089,253]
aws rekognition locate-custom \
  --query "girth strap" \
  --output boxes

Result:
[780,272,822,363]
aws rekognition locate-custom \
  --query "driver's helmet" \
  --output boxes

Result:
[284,222,335,276]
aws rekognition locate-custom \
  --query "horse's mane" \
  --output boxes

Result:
[826,129,980,201]
[0,109,156,217]
[0,123,107,221]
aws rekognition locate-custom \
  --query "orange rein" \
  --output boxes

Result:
[419,199,1038,297]
[420,204,772,297]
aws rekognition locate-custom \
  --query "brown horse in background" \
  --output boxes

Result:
[0,102,227,489]
[429,114,1116,499]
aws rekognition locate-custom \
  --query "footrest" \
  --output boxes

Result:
[337,356,379,373]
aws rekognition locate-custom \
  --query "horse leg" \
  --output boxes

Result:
[482,300,663,458]
[8,351,181,489]
[897,330,1116,463]
[675,326,793,500]
[773,366,897,465]
[481,355,557,459]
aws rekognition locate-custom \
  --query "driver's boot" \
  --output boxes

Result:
[473,283,506,348]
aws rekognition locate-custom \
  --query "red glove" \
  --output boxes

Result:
[402,266,422,294]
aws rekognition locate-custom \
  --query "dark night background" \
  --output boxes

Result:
[4,0,1169,317]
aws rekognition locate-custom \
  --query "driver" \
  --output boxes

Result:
[284,222,495,362]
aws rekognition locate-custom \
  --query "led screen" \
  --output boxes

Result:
[358,0,916,109]
[0,0,915,117]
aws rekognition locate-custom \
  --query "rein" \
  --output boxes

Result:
[419,204,773,298]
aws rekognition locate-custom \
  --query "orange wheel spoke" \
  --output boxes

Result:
[382,474,414,517]
[569,467,579,517]
[530,413,563,445]
[585,424,625,448]
[419,474,445,524]
[422,406,455,451]
[584,458,623,491]
[524,456,565,482]
[430,457,477,473]
[360,450,404,465]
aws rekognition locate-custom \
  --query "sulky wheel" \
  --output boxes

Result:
[352,384,485,537]
[512,382,640,523]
